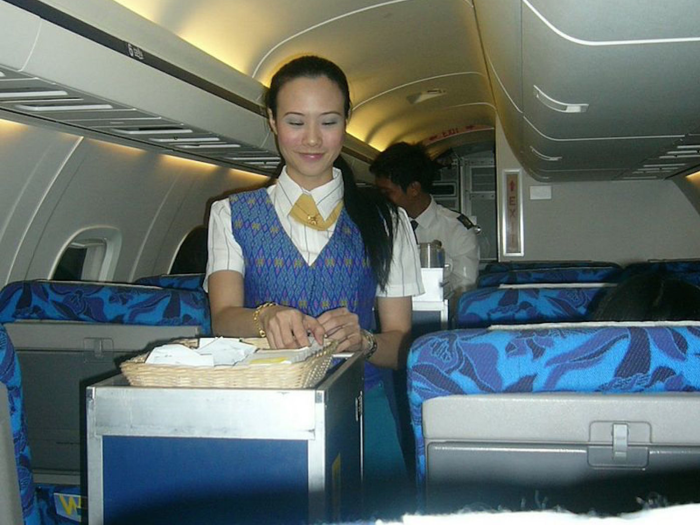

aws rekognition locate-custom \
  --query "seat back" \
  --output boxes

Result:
[134,273,205,291]
[483,261,621,274]
[0,280,211,479]
[456,284,609,328]
[675,272,700,287]
[1,326,39,525]
[621,260,700,279]
[0,280,211,332]
[477,266,622,288]
[407,322,700,488]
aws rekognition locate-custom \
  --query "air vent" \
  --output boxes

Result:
[178,143,242,149]
[407,89,447,105]
[661,144,700,160]
[622,163,687,179]
[0,64,280,174]
[621,174,660,180]
[150,137,221,143]
[111,126,194,135]
[14,102,115,112]
[0,88,69,99]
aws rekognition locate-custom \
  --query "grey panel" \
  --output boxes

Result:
[470,194,497,260]
[486,56,523,156]
[522,120,675,174]
[5,321,200,477]
[424,393,700,513]
[522,2,700,139]
[0,384,23,525]
[528,0,700,42]
[474,0,523,109]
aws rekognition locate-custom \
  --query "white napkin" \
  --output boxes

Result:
[145,344,214,367]
[145,338,258,367]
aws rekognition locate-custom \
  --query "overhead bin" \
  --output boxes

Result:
[522,0,700,139]
[0,0,282,173]
[477,0,524,157]
[522,120,675,175]
[475,0,523,111]
[474,0,700,180]
[0,0,379,172]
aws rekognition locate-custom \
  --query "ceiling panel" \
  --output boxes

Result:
[102,0,494,155]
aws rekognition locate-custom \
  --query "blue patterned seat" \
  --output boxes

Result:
[477,267,623,287]
[456,285,608,328]
[621,260,700,280]
[1,326,40,525]
[0,280,211,335]
[407,323,700,486]
[675,272,700,287]
[134,273,205,291]
[483,261,620,274]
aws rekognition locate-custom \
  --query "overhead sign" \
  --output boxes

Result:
[502,170,523,256]
[423,124,494,145]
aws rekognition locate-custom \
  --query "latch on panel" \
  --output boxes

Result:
[588,421,650,468]
[83,337,114,359]
[612,423,628,461]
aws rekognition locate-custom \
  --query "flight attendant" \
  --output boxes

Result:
[204,55,423,517]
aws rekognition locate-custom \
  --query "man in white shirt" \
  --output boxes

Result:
[371,142,480,294]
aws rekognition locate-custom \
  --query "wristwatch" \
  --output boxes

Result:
[361,329,378,361]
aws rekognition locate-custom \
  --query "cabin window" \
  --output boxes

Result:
[53,228,121,281]
[170,226,208,274]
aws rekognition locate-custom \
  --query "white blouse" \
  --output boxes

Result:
[204,167,424,298]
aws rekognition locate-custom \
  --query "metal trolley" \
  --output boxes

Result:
[87,353,364,524]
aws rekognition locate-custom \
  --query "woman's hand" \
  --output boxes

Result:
[317,307,364,353]
[259,304,325,349]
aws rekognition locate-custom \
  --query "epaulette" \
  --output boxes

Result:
[457,214,476,230]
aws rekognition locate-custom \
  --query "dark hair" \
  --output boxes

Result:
[369,141,437,193]
[266,56,395,289]
[171,226,208,274]
[591,272,700,321]
[265,55,351,118]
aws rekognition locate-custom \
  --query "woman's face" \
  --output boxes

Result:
[268,75,347,189]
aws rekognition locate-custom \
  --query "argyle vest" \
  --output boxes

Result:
[229,189,383,386]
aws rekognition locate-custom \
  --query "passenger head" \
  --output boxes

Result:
[370,141,437,216]
[265,55,350,189]
[591,272,700,321]
[170,226,208,274]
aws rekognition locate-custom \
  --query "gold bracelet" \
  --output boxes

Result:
[253,302,277,338]
[360,329,378,361]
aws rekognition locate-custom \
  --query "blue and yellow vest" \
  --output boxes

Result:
[229,189,382,387]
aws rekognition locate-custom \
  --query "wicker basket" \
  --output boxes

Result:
[120,339,338,389]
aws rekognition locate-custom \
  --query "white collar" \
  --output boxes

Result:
[274,167,344,220]
[414,196,438,228]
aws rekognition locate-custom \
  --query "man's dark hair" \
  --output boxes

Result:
[369,141,437,193]
[591,271,700,321]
